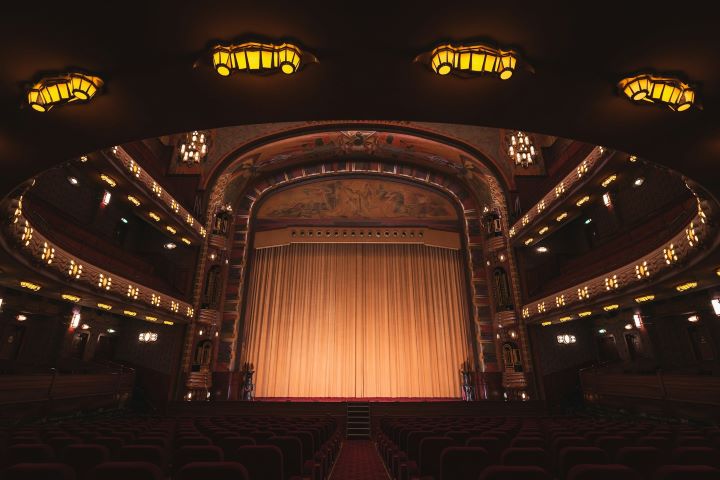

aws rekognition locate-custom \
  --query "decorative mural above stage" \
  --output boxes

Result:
[257,178,458,224]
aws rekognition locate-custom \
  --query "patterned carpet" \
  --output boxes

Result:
[329,440,390,480]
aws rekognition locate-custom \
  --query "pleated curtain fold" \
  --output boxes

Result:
[241,242,471,398]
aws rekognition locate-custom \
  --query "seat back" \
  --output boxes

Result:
[615,446,661,479]
[670,447,719,468]
[559,447,608,480]
[62,445,109,480]
[233,445,283,480]
[8,444,55,465]
[89,461,163,480]
[175,461,248,480]
[567,464,641,480]
[115,445,166,470]
[218,436,256,458]
[502,447,548,469]
[267,436,303,478]
[652,465,720,479]
[418,437,455,479]
[479,465,551,479]
[5,463,76,480]
[174,446,223,471]
[439,446,490,480]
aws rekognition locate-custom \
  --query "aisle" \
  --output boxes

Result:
[329,440,390,480]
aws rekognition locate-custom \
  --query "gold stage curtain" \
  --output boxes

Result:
[241,243,472,398]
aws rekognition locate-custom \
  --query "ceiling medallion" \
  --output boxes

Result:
[211,41,317,76]
[27,73,103,112]
[618,73,696,112]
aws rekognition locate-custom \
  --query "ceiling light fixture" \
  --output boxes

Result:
[556,212,568,222]
[27,73,103,112]
[624,323,633,330]
[97,303,112,310]
[62,294,81,302]
[538,226,549,235]
[598,328,607,334]
[688,314,699,323]
[676,281,698,292]
[16,314,27,321]
[635,294,655,303]
[524,238,534,246]
[603,304,619,311]
[20,281,41,291]
[181,237,191,245]
[712,298,720,316]
[68,176,78,185]
[101,190,112,207]
[633,313,643,328]
[127,195,141,207]
[120,217,128,224]
[578,311,592,317]
[164,242,176,250]
[166,225,177,235]
[536,246,548,253]
[541,321,552,326]
[423,43,518,79]
[178,131,210,165]
[506,131,537,168]
[212,42,311,76]
[634,177,645,187]
[618,73,696,112]
[149,212,160,222]
[100,174,116,187]
[576,196,590,206]
[584,218,593,225]
[601,174,617,187]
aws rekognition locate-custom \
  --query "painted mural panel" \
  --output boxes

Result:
[257,178,458,221]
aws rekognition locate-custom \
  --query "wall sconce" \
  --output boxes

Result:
[624,323,633,330]
[420,43,520,79]
[212,42,316,76]
[688,314,699,323]
[712,298,720,316]
[618,73,696,112]
[633,313,643,328]
[70,307,81,329]
[27,73,103,112]
[557,334,576,344]
[139,332,158,342]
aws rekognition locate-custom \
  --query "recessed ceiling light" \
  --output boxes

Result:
[584,218,593,225]
[68,176,79,185]
[164,242,176,250]
[120,217,128,224]
[634,177,645,187]
[536,246,548,253]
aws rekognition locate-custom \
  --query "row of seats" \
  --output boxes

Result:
[375,415,720,480]
[1,414,342,480]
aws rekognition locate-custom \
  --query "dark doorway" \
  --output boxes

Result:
[0,324,26,361]
[94,334,116,361]
[71,332,89,360]
[625,333,640,361]
[596,335,620,362]
[688,325,715,361]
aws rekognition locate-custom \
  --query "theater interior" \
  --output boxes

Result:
[1,3,720,480]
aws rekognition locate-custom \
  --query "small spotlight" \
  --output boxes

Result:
[81,324,90,330]
[107,328,116,333]
[585,218,593,225]
[624,323,633,330]
[68,176,79,185]
[16,314,27,321]
[598,328,607,334]
[634,177,645,187]
[164,242,177,250]
[120,217,128,224]
[535,246,548,253]
[688,314,700,323]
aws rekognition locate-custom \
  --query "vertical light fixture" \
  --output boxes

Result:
[178,131,210,165]
[506,131,537,168]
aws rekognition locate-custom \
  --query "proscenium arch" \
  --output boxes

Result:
[200,122,517,219]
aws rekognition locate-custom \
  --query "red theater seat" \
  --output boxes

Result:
[115,445,166,470]
[7,444,55,465]
[174,445,224,472]
[267,436,304,480]
[233,445,284,480]
[418,436,455,479]
[652,465,720,479]
[5,463,76,480]
[595,436,631,459]
[217,436,256,458]
[501,447,549,469]
[89,461,163,480]
[615,446,662,480]
[61,445,109,480]
[175,461,249,480]
[439,446,490,480]
[670,447,719,468]
[559,447,608,480]
[567,464,642,480]
[478,465,551,480]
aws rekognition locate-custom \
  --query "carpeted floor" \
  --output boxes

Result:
[329,440,390,480]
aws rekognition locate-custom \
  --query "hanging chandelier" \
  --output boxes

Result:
[507,131,536,168]
[178,131,209,165]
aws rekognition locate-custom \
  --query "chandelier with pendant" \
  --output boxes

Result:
[178,131,209,165]
[507,131,536,168]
